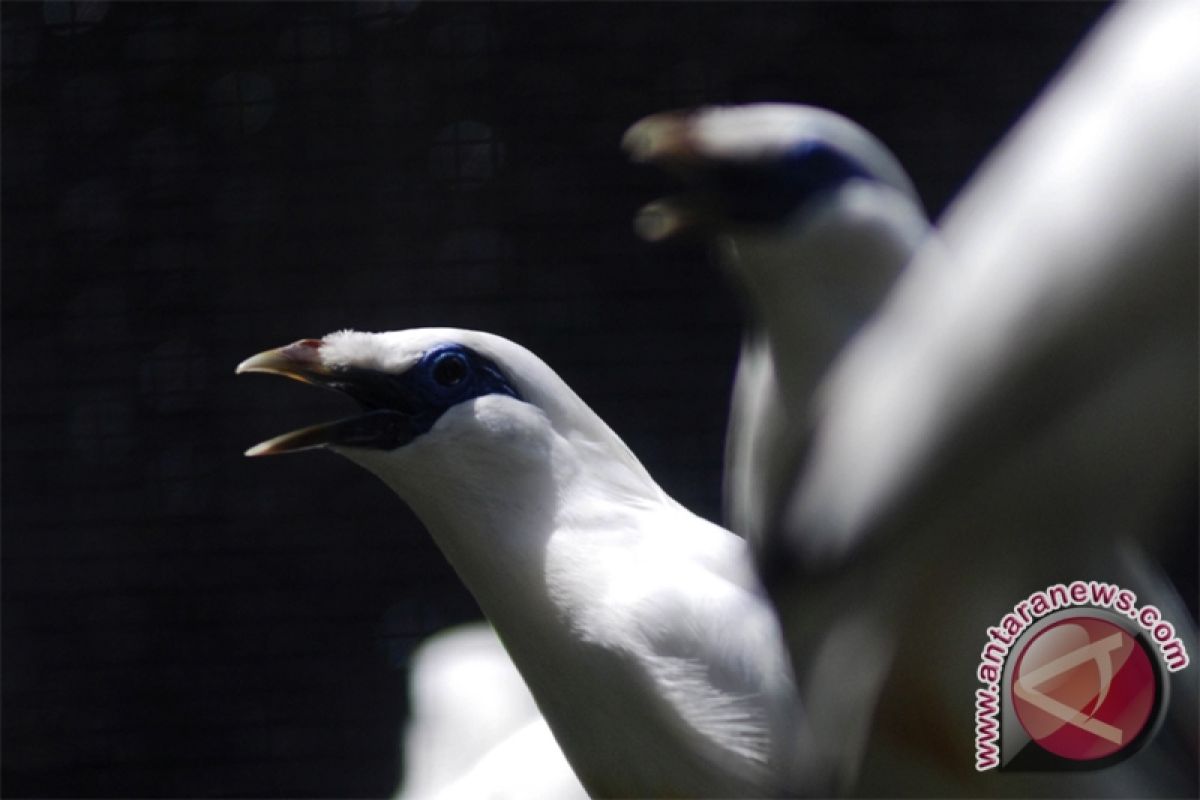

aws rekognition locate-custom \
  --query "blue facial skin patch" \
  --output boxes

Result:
[325,344,522,450]
[710,140,871,224]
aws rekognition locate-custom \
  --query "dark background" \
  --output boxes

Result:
[2,2,1125,797]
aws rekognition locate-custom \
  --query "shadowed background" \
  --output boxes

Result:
[2,2,1123,797]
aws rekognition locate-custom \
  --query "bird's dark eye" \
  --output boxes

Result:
[432,351,468,387]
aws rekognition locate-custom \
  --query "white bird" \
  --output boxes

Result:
[626,1,1198,788]
[624,104,935,789]
[425,716,589,800]
[772,2,1199,792]
[397,622,587,800]
[237,328,806,799]
[623,104,934,554]
[643,2,1196,796]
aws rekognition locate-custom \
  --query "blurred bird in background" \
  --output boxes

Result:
[624,102,935,790]
[629,0,1197,796]
[775,0,1198,793]
[397,622,585,800]
[238,329,807,798]
[623,103,932,554]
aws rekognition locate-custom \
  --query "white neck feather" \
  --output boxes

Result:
[724,181,929,414]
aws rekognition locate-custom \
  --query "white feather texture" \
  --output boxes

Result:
[307,328,804,798]
[719,180,932,552]
[422,716,587,800]
[766,1,1197,795]
[625,104,935,790]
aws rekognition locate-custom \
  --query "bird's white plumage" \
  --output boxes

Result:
[240,6,1198,792]
[321,329,426,375]
[626,105,935,790]
[423,716,588,800]
[761,1,1198,794]
[629,102,920,201]
[397,622,586,800]
[720,179,931,437]
[787,0,1199,565]
[257,327,803,798]
[692,118,936,789]
[723,331,791,548]
[627,16,1197,790]
[626,104,933,554]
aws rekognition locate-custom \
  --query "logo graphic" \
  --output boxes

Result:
[1011,616,1157,762]
[974,581,1190,772]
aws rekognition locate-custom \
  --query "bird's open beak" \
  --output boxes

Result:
[623,112,715,242]
[237,339,411,457]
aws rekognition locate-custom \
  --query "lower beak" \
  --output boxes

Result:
[633,197,711,242]
[243,410,411,457]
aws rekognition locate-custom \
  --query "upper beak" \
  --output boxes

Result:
[236,338,331,384]
[622,111,696,165]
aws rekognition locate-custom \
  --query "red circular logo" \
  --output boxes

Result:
[1011,617,1156,761]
